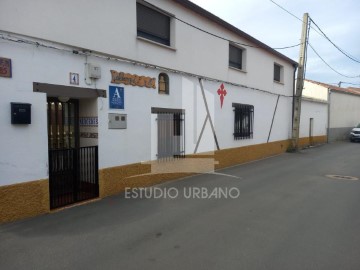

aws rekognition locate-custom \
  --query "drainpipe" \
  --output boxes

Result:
[327,88,331,143]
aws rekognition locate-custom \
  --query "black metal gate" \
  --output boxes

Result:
[47,98,99,209]
[49,146,99,209]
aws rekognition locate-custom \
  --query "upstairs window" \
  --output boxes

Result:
[229,44,244,70]
[158,73,169,94]
[274,63,283,83]
[233,103,254,140]
[137,2,171,46]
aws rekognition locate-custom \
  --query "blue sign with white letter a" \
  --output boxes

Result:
[109,86,124,109]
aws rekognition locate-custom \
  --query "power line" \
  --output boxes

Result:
[310,17,360,64]
[143,0,301,50]
[308,43,360,78]
[269,0,302,22]
[338,81,360,87]
[269,0,360,64]
[0,33,294,98]
[174,16,301,50]
[268,0,324,37]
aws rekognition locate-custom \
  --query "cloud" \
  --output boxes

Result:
[190,0,360,84]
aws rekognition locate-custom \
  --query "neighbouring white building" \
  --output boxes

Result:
[0,0,299,222]
[299,96,328,147]
[303,79,360,142]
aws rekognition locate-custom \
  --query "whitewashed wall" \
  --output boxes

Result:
[0,40,90,186]
[0,90,48,186]
[303,81,328,101]
[0,34,294,186]
[300,99,328,138]
[330,92,360,128]
[0,0,295,92]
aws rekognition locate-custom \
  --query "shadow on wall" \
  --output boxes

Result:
[329,127,353,142]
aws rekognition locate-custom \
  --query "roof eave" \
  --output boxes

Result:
[172,0,298,66]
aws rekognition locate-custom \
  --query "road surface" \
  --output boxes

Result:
[1,142,360,270]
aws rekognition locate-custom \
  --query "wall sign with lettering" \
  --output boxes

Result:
[109,86,124,109]
[79,117,98,126]
[0,57,12,78]
[110,70,156,89]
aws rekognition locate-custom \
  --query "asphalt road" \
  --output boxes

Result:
[1,142,360,270]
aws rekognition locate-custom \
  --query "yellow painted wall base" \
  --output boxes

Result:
[298,135,327,148]
[99,139,292,198]
[0,179,49,223]
[0,136,327,223]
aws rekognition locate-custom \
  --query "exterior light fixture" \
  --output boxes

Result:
[58,96,70,102]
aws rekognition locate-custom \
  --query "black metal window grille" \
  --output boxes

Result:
[155,110,185,160]
[233,103,254,140]
[274,63,282,82]
[229,44,243,70]
[137,3,171,46]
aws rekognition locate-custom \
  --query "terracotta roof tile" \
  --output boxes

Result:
[305,79,360,96]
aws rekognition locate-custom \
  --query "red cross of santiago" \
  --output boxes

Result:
[217,83,227,108]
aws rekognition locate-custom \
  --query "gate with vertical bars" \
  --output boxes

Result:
[49,146,99,209]
[152,108,185,160]
[47,99,99,209]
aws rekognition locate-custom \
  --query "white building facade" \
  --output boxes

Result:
[299,97,328,146]
[0,0,298,222]
[303,80,360,142]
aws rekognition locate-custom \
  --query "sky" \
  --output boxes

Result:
[190,0,360,87]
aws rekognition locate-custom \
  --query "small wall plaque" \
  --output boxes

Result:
[109,86,124,109]
[0,57,12,78]
[70,72,79,85]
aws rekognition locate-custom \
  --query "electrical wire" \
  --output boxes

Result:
[338,82,360,87]
[143,0,301,50]
[308,42,360,78]
[268,0,324,37]
[269,0,302,22]
[0,33,294,98]
[269,0,360,64]
[310,17,360,64]
[174,16,301,50]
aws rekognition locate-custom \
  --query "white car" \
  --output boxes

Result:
[350,123,360,142]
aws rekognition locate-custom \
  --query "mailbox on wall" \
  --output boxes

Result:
[11,102,31,124]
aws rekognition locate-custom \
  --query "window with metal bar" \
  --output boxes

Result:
[233,103,254,140]
[137,2,171,46]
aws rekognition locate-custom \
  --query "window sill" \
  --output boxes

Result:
[273,80,284,85]
[229,66,247,73]
[137,36,177,51]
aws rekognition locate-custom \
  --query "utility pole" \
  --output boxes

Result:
[291,13,309,151]
[338,81,342,87]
